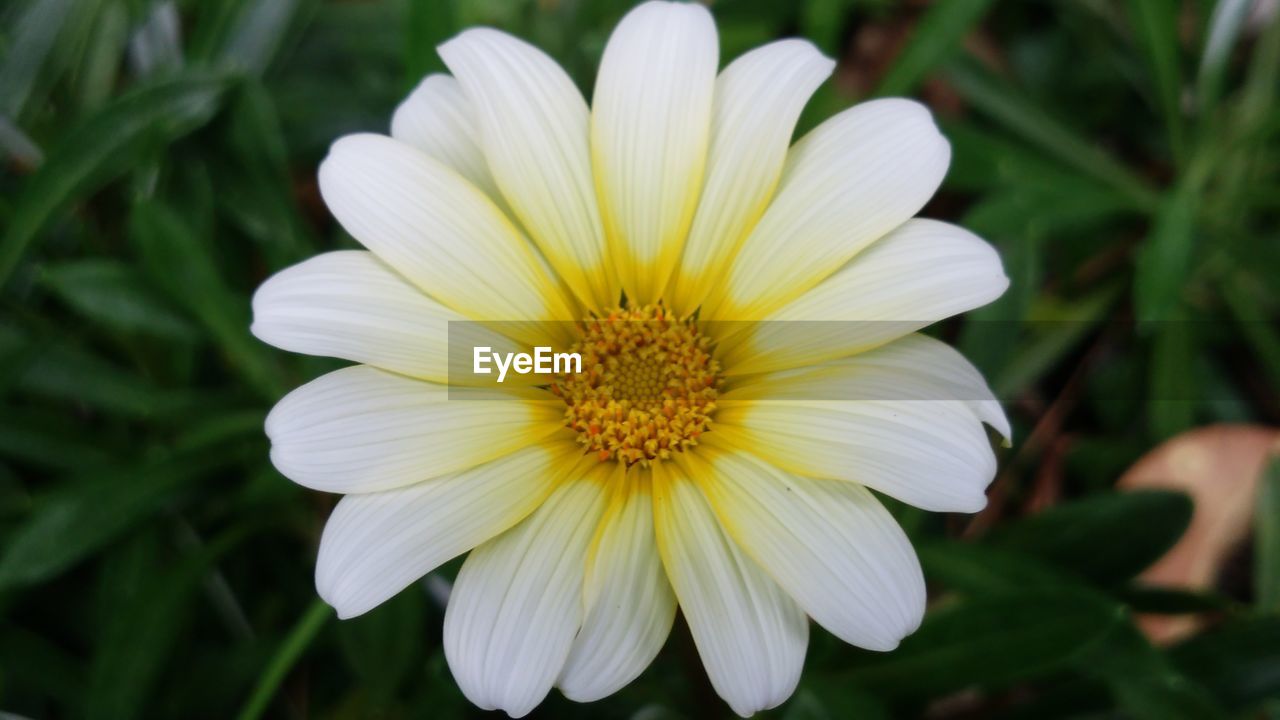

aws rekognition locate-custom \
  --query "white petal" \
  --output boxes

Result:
[716,334,1006,512]
[251,251,450,383]
[558,467,676,701]
[315,443,578,619]
[725,333,1010,440]
[317,133,574,341]
[719,219,1009,375]
[390,74,506,208]
[693,446,925,651]
[591,1,718,304]
[652,462,808,717]
[265,365,564,493]
[668,39,835,315]
[706,99,951,320]
[443,463,609,718]
[439,28,613,310]
[251,250,527,385]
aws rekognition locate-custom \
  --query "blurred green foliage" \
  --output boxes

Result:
[1,0,1278,718]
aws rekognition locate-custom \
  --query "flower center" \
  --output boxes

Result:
[553,303,720,465]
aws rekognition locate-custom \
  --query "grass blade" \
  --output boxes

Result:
[217,0,317,76]
[876,0,995,97]
[1125,0,1187,164]
[1257,455,1280,611]
[0,454,225,590]
[128,200,286,401]
[837,590,1123,697]
[0,0,78,118]
[0,72,230,288]
[944,55,1159,211]
[235,597,331,720]
[1195,0,1251,112]
[1134,175,1200,323]
[41,259,200,341]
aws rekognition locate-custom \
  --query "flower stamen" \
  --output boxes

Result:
[553,303,719,465]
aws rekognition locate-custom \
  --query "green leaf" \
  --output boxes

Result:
[407,0,457,81]
[1172,615,1280,711]
[1195,0,1251,113]
[1115,586,1236,615]
[215,81,313,267]
[943,54,1158,211]
[837,590,1123,697]
[1147,314,1197,439]
[216,0,317,76]
[172,409,266,453]
[0,0,78,118]
[1125,0,1186,164]
[0,623,86,709]
[337,587,426,708]
[128,200,286,401]
[128,1,184,76]
[917,541,1081,595]
[783,681,890,720]
[0,461,31,518]
[989,283,1123,400]
[1221,274,1280,395]
[955,216,1042,381]
[798,0,854,57]
[1135,177,1200,323]
[0,72,231,288]
[987,490,1193,585]
[875,0,994,96]
[1204,5,1280,228]
[1257,455,1280,612]
[235,598,332,720]
[1238,2,1280,122]
[10,339,209,420]
[0,406,116,469]
[41,259,200,341]
[920,542,1229,620]
[86,526,249,720]
[0,467,180,591]
[0,450,236,590]
[945,124,1138,229]
[72,0,128,111]
[1076,621,1226,720]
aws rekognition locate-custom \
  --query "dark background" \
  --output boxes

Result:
[1,0,1278,718]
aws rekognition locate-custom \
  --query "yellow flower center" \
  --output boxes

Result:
[553,303,720,465]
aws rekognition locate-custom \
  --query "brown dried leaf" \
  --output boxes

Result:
[1117,423,1280,643]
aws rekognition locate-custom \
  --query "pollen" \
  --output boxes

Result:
[552,304,720,466]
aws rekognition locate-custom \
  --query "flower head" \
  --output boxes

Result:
[252,1,1011,716]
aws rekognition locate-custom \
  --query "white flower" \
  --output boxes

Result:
[251,1,1011,716]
